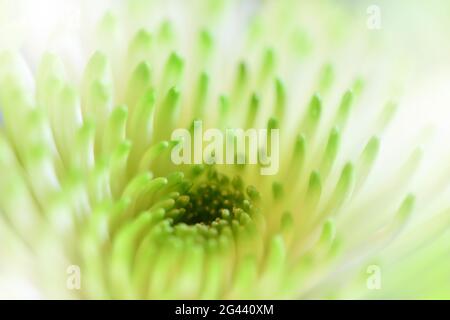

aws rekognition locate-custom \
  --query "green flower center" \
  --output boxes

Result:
[174,170,255,227]
[174,179,249,226]
[150,168,260,245]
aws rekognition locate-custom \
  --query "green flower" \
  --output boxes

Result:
[0,0,449,299]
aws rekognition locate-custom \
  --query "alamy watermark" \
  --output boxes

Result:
[170,120,280,175]
[366,5,381,30]
[366,264,382,290]
[66,265,81,290]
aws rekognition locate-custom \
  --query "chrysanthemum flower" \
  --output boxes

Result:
[0,0,449,299]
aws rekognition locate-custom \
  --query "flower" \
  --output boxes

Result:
[0,0,449,299]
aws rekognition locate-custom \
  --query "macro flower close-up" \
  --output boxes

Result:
[0,0,450,301]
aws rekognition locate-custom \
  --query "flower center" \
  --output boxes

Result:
[172,170,256,228]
